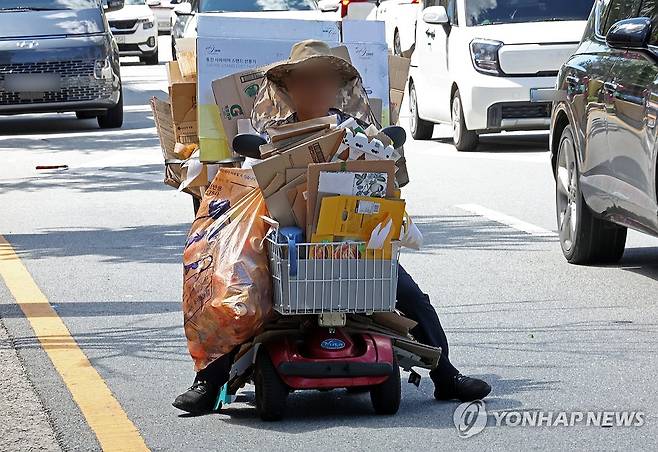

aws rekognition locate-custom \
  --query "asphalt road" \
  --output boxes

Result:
[1,37,658,451]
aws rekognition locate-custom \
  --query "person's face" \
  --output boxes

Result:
[285,65,342,116]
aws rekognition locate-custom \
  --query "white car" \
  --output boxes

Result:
[107,0,159,65]
[148,0,176,33]
[408,0,594,151]
[376,0,421,55]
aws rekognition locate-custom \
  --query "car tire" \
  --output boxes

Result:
[451,90,479,151]
[75,111,97,120]
[97,90,123,129]
[254,348,288,422]
[140,52,159,65]
[555,125,627,265]
[369,353,401,415]
[409,81,434,140]
[393,29,402,56]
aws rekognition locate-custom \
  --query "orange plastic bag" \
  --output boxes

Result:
[182,168,272,371]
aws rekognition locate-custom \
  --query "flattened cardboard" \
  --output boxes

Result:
[252,129,345,196]
[390,89,405,125]
[388,55,411,92]
[151,97,176,160]
[167,62,198,144]
[306,160,396,236]
[266,115,336,142]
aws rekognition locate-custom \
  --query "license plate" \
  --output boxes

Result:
[115,35,126,44]
[4,73,60,92]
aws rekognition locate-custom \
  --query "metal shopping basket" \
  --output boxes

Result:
[266,235,400,315]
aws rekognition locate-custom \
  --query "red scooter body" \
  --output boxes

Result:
[265,327,395,389]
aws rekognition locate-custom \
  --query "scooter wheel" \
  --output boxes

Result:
[254,348,289,421]
[370,353,401,415]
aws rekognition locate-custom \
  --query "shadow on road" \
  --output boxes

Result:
[408,214,557,253]
[616,247,658,282]
[429,132,549,153]
[6,221,189,264]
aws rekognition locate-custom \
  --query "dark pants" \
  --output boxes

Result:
[396,265,459,383]
[198,265,459,386]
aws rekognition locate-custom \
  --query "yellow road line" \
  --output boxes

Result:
[0,235,149,452]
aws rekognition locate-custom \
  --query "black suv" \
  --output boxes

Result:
[0,0,124,129]
[550,0,658,264]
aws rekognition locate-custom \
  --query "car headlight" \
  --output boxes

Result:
[139,18,155,29]
[470,39,503,76]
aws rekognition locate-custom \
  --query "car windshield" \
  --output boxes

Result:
[199,0,317,13]
[0,0,98,10]
[465,0,594,26]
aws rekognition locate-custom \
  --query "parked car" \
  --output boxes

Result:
[171,0,328,58]
[147,0,175,33]
[376,0,422,55]
[551,0,658,264]
[408,0,594,151]
[107,0,159,64]
[318,0,379,18]
[0,0,124,129]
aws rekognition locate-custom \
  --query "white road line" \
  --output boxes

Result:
[456,203,558,238]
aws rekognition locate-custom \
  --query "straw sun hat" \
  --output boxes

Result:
[266,39,360,87]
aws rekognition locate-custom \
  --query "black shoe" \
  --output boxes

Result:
[172,380,218,414]
[434,374,491,402]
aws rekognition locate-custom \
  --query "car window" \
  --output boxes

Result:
[640,1,658,45]
[601,0,642,34]
[0,0,98,9]
[464,0,593,26]
[199,0,317,12]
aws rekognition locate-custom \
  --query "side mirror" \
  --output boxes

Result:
[232,134,267,159]
[173,2,193,15]
[422,5,449,25]
[318,0,340,13]
[103,0,124,12]
[606,17,652,50]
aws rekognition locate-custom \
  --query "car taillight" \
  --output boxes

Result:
[341,0,369,18]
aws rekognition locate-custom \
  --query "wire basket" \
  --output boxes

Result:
[267,236,400,315]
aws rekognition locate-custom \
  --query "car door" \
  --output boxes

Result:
[571,0,630,209]
[604,0,658,220]
[421,0,454,122]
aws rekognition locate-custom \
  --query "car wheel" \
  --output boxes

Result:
[451,90,479,151]
[393,29,402,56]
[140,52,159,65]
[556,125,627,265]
[97,90,123,129]
[409,81,434,140]
[75,111,97,120]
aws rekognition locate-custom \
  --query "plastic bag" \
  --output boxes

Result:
[182,168,272,371]
[400,212,423,250]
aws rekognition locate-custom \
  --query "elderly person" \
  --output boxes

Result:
[173,40,490,414]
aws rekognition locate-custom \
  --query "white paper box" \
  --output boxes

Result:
[197,14,341,41]
[345,42,390,125]
[196,15,341,161]
[342,20,386,44]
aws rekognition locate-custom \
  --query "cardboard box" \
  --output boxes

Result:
[197,15,340,162]
[175,38,197,79]
[151,96,176,159]
[345,41,390,125]
[342,20,386,44]
[252,129,345,227]
[306,160,397,235]
[211,67,267,155]
[388,55,411,92]
[167,62,198,145]
[390,89,405,125]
